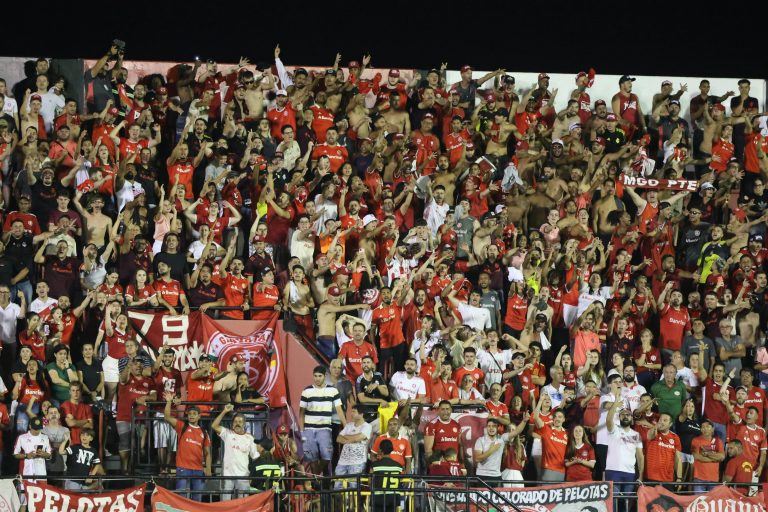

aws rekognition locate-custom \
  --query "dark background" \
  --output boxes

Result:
[2,3,766,79]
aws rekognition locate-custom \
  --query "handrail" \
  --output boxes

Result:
[473,477,523,512]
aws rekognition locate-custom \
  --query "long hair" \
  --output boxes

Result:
[23,360,49,394]
[565,425,593,460]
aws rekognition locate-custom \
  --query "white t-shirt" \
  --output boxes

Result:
[30,297,58,316]
[0,302,22,343]
[187,240,223,269]
[621,383,647,412]
[389,372,426,400]
[596,393,629,445]
[2,96,18,117]
[477,349,513,387]
[14,431,51,477]
[474,433,509,477]
[676,367,698,391]
[457,302,492,332]
[290,231,316,273]
[337,421,372,466]
[605,426,643,474]
[542,383,566,409]
[219,427,259,477]
[425,199,449,236]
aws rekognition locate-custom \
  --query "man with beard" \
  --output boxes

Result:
[586,99,609,139]
[34,240,80,300]
[389,357,427,403]
[611,75,646,141]
[381,91,411,136]
[317,285,370,360]
[657,283,692,358]
[55,293,92,349]
[168,123,211,199]
[152,347,183,475]
[552,99,581,140]
[311,126,348,173]
[371,283,408,373]
[153,261,190,315]
[266,89,297,141]
[621,363,647,412]
[356,355,390,424]
[188,262,225,311]
[654,98,691,150]
[212,403,259,499]
[218,239,249,320]
[606,391,645,494]
[432,154,465,206]
[424,182,450,236]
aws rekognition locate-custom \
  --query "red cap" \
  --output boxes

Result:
[576,71,588,81]
[422,113,435,120]
[639,134,651,146]
[30,94,42,102]
[606,113,617,121]
[449,89,460,96]
[234,83,246,90]
[253,234,266,243]
[388,69,400,78]
[348,61,360,68]
[393,133,405,140]
[593,137,607,146]
[107,107,120,116]
[277,425,289,434]
[485,93,495,102]
[460,65,472,73]
[327,285,342,297]
[515,140,529,151]
[538,73,550,80]
[465,141,475,151]
[503,225,516,238]
[713,103,726,112]
[157,87,168,95]
[595,99,606,107]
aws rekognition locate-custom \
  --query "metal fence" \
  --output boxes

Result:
[6,474,757,512]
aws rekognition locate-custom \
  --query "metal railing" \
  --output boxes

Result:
[5,475,756,512]
[128,401,270,474]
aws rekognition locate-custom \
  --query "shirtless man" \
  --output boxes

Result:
[246,69,276,120]
[552,100,581,140]
[586,99,609,141]
[504,186,530,233]
[319,63,345,114]
[539,161,569,204]
[486,111,515,157]
[592,179,625,241]
[316,285,370,360]
[432,154,465,204]
[381,93,411,136]
[73,192,113,248]
[473,214,497,262]
[346,94,371,139]
[359,216,387,264]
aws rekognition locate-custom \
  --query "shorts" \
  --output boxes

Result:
[103,356,119,383]
[117,421,132,452]
[680,452,694,464]
[501,469,524,488]
[153,412,178,450]
[302,428,333,462]
[334,463,367,489]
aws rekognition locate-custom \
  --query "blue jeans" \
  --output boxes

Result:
[16,402,40,433]
[711,421,726,444]
[693,478,716,494]
[176,467,205,501]
[605,470,636,495]
[12,280,33,306]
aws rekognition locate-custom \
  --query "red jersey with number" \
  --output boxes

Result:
[645,430,681,481]
[372,305,405,349]
[167,159,195,199]
[221,273,249,320]
[116,374,153,422]
[154,279,184,307]
[312,143,348,173]
[425,418,461,454]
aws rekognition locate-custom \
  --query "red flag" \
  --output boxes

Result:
[152,485,275,511]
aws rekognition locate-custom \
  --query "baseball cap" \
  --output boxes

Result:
[388,69,400,78]
[108,106,120,116]
[661,80,673,87]
[348,60,360,68]
[568,122,582,131]
[325,69,336,76]
[750,234,764,243]
[157,86,168,95]
[327,285,342,297]
[485,93,495,102]
[199,353,214,362]
[606,113,617,122]
[552,139,564,146]
[363,214,377,227]
[669,99,680,106]
[593,137,607,147]
[460,65,472,73]
[277,425,290,434]
[659,201,672,210]
[276,89,288,96]
[253,234,266,243]
[535,313,548,322]
[595,99,606,107]
[503,75,515,84]
[30,417,43,430]
[618,75,636,84]
[538,73,550,80]
[30,94,42,102]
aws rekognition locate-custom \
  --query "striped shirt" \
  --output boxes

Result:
[299,385,341,430]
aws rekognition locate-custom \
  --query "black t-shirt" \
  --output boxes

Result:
[84,70,113,112]
[603,129,627,154]
[188,281,224,308]
[153,251,189,284]
[65,444,100,477]
[676,417,701,454]
[355,371,388,422]
[4,233,35,274]
[0,255,22,286]
[75,358,103,395]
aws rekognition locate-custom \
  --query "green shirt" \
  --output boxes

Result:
[46,362,72,402]
[650,379,687,418]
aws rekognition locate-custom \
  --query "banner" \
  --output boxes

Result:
[25,481,145,512]
[430,482,613,512]
[621,174,699,191]
[151,485,274,511]
[639,484,765,511]
[128,311,287,408]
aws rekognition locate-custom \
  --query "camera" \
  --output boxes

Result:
[113,39,126,52]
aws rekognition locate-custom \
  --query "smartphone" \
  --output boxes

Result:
[36,445,43,451]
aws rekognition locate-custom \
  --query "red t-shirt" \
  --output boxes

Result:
[17,378,47,405]
[539,424,568,473]
[175,422,211,470]
[429,459,465,477]
[338,341,378,381]
[221,273,249,320]
[3,211,41,235]
[186,373,214,414]
[118,137,149,160]
[658,304,691,351]
[425,418,461,454]
[703,379,734,425]
[60,400,93,445]
[565,443,595,481]
[251,283,279,320]
[19,330,46,362]
[372,305,405,349]
[691,435,723,482]
[266,104,297,140]
[645,430,681,481]
[731,421,768,466]
[371,434,412,468]
[309,106,334,143]
[504,294,528,330]
[154,279,184,307]
[106,328,130,359]
[311,143,349,173]
[167,159,195,199]
[430,378,459,404]
[116,374,154,422]
[452,366,485,389]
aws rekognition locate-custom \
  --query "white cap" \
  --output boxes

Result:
[276,89,288,96]
[363,214,378,227]
[552,138,564,146]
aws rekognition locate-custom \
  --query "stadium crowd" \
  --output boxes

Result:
[0,40,768,506]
